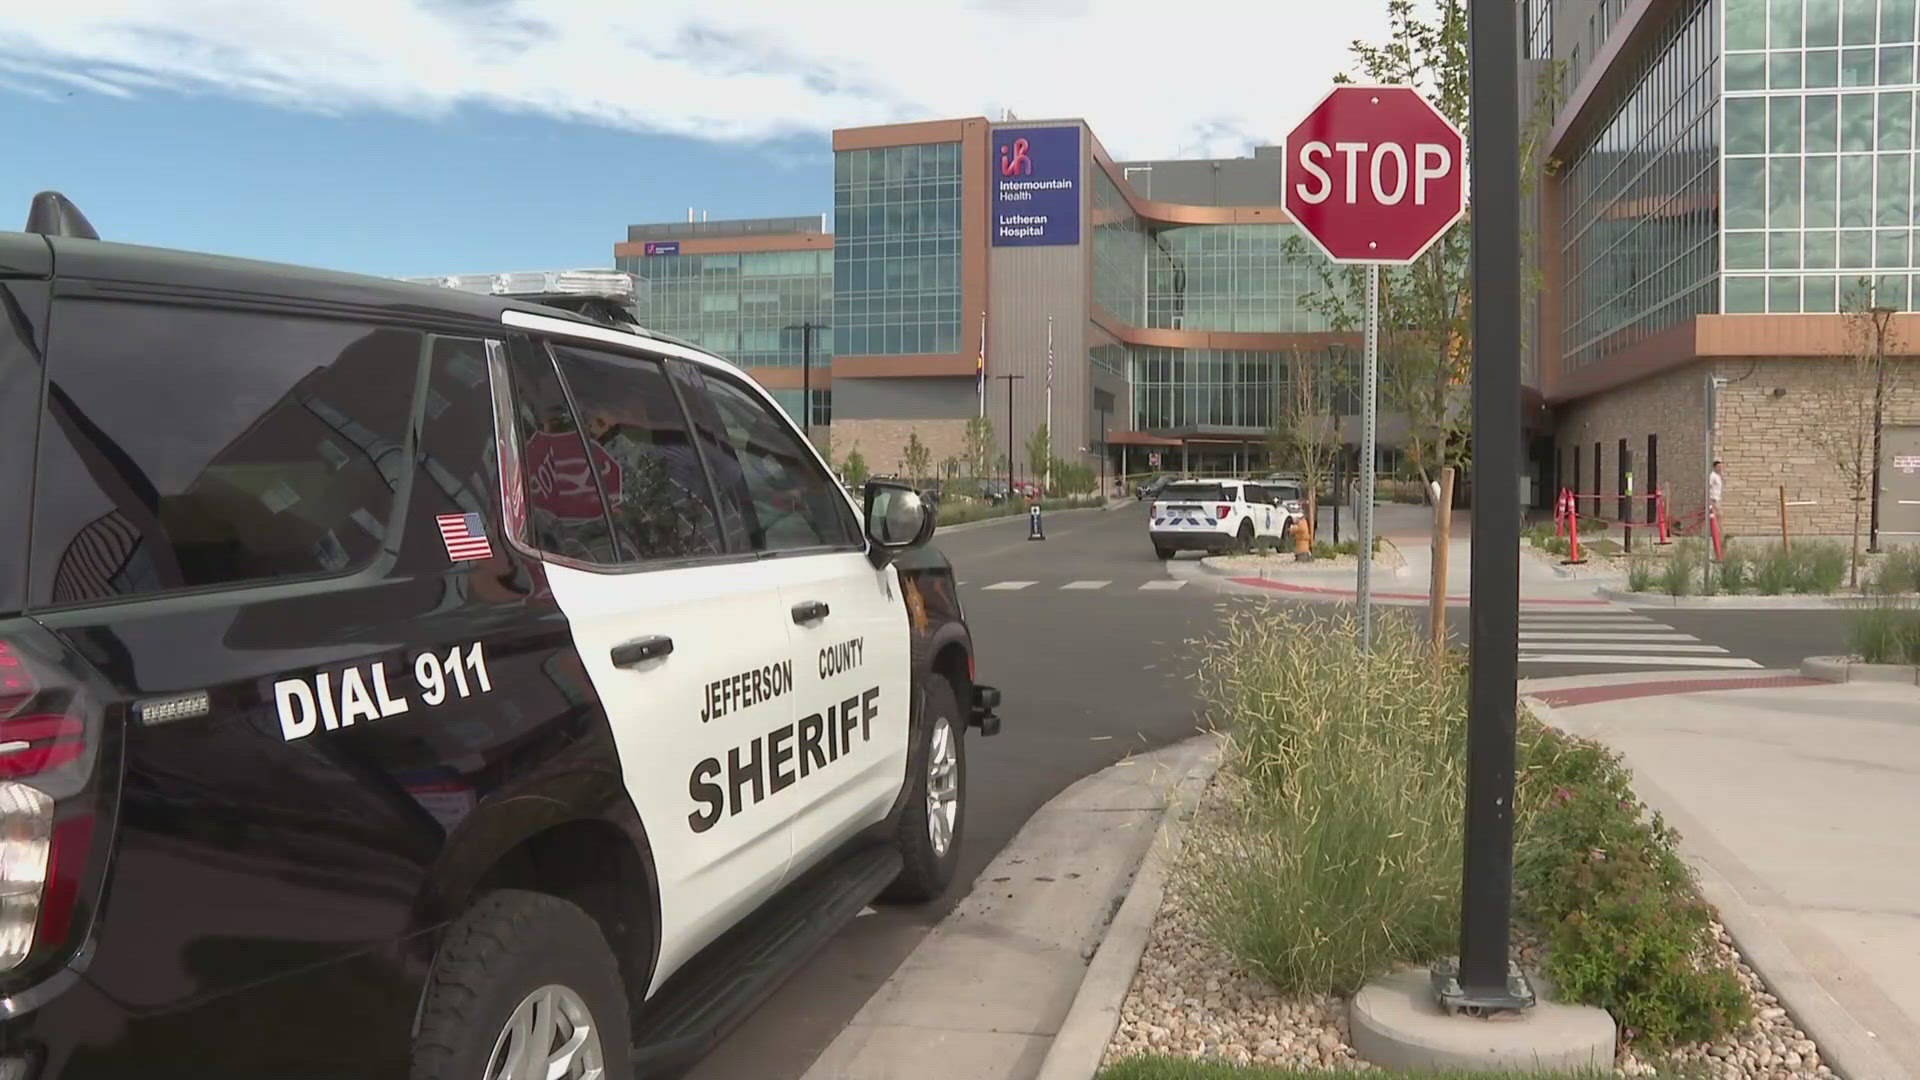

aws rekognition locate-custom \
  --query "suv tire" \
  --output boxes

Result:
[1234,522,1255,555]
[880,678,968,903]
[413,890,632,1080]
[1153,544,1173,560]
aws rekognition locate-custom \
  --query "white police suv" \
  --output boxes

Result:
[0,193,1000,1079]
[1148,479,1293,559]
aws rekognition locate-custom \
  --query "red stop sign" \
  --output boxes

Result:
[1283,85,1466,264]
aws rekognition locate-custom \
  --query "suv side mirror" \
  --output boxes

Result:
[863,480,936,567]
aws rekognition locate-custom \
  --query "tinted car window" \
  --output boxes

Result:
[405,336,511,570]
[504,337,618,565]
[549,344,725,564]
[690,370,858,552]
[31,300,422,606]
[1159,483,1226,502]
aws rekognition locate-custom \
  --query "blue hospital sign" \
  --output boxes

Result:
[991,126,1081,247]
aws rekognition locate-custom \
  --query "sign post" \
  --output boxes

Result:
[1284,85,1467,651]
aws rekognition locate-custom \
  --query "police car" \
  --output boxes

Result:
[1148,479,1294,559]
[0,193,1001,1079]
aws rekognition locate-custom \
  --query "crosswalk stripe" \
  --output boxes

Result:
[982,581,1035,590]
[1139,580,1187,591]
[1519,631,1699,642]
[1519,654,1762,669]
[1062,580,1111,590]
[1519,617,1659,628]
[1528,642,1729,653]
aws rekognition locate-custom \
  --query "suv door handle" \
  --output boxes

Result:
[611,635,674,668]
[791,600,831,624]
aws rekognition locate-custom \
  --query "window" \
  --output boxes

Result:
[1160,482,1227,502]
[549,345,726,564]
[406,335,509,568]
[32,301,423,605]
[504,338,620,565]
[681,368,859,552]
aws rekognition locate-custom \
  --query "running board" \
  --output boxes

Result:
[629,841,903,1074]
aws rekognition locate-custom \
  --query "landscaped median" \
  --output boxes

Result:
[934,493,1108,528]
[1084,608,1833,1080]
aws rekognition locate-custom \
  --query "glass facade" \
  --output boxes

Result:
[832,143,963,356]
[1146,224,1329,333]
[615,248,834,427]
[1723,0,1920,312]
[1559,0,1720,370]
[1131,347,1358,431]
[1092,169,1148,324]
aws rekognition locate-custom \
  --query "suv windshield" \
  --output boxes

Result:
[1160,482,1227,502]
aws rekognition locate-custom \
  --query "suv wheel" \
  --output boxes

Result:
[1153,544,1173,560]
[413,890,631,1080]
[880,678,968,903]
[1234,522,1255,555]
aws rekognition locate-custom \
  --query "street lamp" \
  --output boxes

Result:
[1096,402,1111,497]
[1869,304,1895,553]
[784,321,828,446]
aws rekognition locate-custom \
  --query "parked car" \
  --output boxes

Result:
[0,192,1003,1079]
[1147,479,1292,559]
[1135,475,1174,501]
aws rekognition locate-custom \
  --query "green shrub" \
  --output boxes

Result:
[1717,548,1750,594]
[1513,723,1751,1049]
[1188,608,1464,997]
[1848,598,1920,663]
[1752,545,1795,595]
[1658,544,1699,596]
[1875,544,1920,594]
[1190,611,1752,1049]
[1797,541,1848,593]
[1627,558,1654,592]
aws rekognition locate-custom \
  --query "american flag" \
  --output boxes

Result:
[436,513,493,562]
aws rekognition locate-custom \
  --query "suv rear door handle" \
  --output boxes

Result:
[791,600,830,624]
[611,635,674,668]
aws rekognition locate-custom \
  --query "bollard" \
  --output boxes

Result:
[1563,504,1586,565]
[1708,503,1722,561]
[1027,500,1046,541]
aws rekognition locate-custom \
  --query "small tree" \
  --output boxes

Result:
[1816,280,1906,588]
[1269,349,1346,530]
[1025,424,1051,489]
[940,456,962,484]
[903,432,932,485]
[965,416,995,481]
[841,447,870,488]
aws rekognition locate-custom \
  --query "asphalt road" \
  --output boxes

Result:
[685,501,1855,1078]
[686,501,1227,1080]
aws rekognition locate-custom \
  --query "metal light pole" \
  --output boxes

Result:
[1869,304,1894,553]
[994,373,1026,498]
[1436,0,1533,1014]
[785,320,829,446]
[1097,402,1111,497]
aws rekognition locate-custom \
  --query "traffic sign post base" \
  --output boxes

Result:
[1027,502,1045,541]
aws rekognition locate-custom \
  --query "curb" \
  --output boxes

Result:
[1598,587,1878,610]
[935,501,1115,535]
[1800,655,1920,685]
[1528,698,1917,1080]
[1207,570,1614,608]
[1033,734,1225,1080]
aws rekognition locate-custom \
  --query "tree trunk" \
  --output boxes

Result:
[1851,491,1863,590]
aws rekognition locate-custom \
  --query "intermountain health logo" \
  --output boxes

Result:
[999,137,1032,177]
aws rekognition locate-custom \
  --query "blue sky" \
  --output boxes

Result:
[5,89,831,276]
[1,1,1399,278]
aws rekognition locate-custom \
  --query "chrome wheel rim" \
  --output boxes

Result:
[926,718,960,858]
[485,984,605,1080]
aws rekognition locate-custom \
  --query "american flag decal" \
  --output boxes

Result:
[436,513,493,562]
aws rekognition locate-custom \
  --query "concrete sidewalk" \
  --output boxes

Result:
[1528,674,1920,1080]
[1210,527,1622,607]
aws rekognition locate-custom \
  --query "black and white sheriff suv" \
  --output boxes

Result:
[0,193,1000,1079]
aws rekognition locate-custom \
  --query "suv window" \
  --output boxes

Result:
[31,300,423,606]
[503,337,619,565]
[1160,482,1226,502]
[675,365,859,553]
[549,344,726,564]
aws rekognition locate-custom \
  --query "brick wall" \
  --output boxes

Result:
[1553,362,1711,531]
[1709,357,1920,539]
[1553,357,1920,541]
[829,418,971,479]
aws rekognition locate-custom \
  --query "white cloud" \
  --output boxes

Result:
[0,0,1403,160]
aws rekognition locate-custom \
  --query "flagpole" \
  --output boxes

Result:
[1045,315,1054,496]
[977,311,987,419]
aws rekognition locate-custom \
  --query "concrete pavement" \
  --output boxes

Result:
[1528,674,1920,1080]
